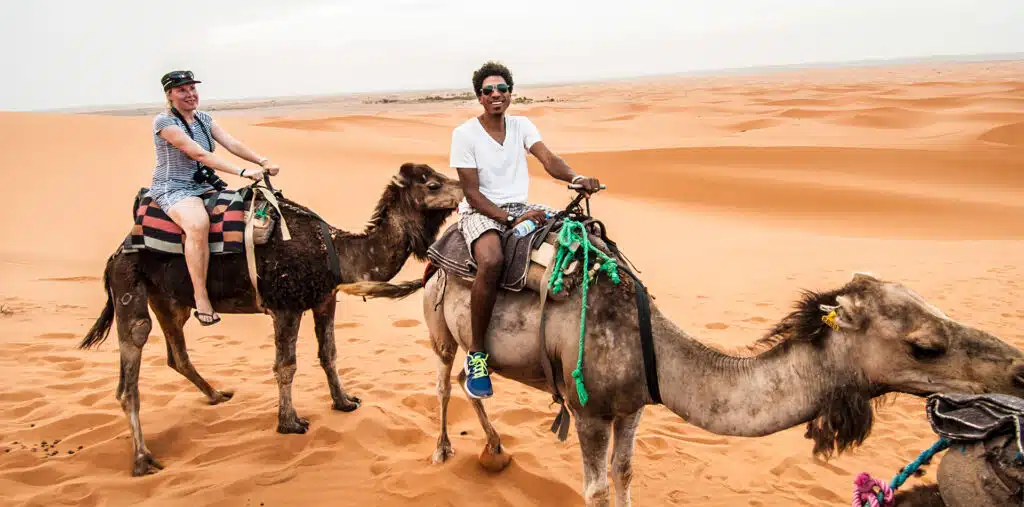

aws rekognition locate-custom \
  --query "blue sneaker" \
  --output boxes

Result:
[464,352,493,399]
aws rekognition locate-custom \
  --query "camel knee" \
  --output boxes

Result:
[166,353,191,374]
[274,362,297,383]
[128,319,151,348]
[317,348,336,369]
[612,458,633,486]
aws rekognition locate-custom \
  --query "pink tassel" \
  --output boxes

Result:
[853,472,895,507]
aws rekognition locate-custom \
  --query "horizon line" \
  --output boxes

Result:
[31,51,1024,115]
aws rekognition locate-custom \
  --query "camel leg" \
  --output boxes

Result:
[610,409,643,507]
[576,414,613,507]
[430,322,457,464]
[458,368,512,472]
[272,310,308,434]
[150,295,232,405]
[113,282,164,476]
[312,294,360,412]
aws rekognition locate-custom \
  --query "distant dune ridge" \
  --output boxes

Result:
[1,59,1023,506]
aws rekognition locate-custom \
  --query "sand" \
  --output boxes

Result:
[1,59,1023,506]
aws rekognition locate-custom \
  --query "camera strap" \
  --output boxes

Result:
[169,108,214,177]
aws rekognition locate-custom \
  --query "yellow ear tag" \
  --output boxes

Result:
[822,310,840,331]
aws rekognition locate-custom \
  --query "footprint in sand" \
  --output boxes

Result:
[392,319,421,328]
[36,332,76,340]
[38,276,101,282]
[705,322,729,330]
[335,322,361,329]
[743,316,769,323]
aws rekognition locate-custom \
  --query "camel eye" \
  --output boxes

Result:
[909,342,946,360]
[426,180,441,190]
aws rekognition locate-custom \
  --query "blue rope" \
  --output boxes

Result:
[862,437,951,506]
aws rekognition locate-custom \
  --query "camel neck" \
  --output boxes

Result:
[333,208,412,283]
[650,309,847,437]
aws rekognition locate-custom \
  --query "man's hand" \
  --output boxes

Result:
[574,175,602,194]
[512,210,548,228]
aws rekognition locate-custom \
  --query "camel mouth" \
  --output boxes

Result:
[1013,373,1024,389]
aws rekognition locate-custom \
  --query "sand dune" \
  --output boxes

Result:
[2,59,1024,506]
[979,121,1024,147]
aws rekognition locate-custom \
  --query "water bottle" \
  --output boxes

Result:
[512,219,537,237]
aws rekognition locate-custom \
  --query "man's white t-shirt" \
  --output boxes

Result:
[449,115,542,211]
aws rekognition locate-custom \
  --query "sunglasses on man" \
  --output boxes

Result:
[481,83,510,95]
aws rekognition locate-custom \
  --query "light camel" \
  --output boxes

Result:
[341,254,1024,507]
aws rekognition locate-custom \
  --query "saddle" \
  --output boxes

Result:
[120,183,293,310]
[425,220,581,300]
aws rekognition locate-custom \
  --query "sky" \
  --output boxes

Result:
[2,0,1022,111]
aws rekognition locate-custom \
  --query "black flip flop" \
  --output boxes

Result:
[193,311,222,326]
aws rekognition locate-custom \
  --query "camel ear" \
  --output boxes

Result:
[820,295,863,331]
[399,162,429,183]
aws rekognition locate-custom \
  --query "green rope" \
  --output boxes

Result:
[548,219,621,406]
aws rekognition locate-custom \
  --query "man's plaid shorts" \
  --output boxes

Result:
[458,202,556,248]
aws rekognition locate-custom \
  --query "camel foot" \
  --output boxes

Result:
[432,439,454,464]
[478,445,511,473]
[332,395,361,412]
[207,390,234,405]
[131,452,164,477]
[277,415,310,434]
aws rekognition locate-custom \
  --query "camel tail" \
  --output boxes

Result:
[80,255,115,350]
[337,279,425,300]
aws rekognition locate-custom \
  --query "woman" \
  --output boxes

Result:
[150,70,281,326]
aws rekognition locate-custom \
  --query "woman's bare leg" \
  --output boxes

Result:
[166,196,216,323]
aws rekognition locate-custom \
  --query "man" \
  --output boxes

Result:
[449,61,602,398]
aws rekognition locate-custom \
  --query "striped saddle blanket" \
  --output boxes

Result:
[121,188,246,255]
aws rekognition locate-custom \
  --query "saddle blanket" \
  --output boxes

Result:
[926,392,1024,457]
[427,222,546,291]
[121,189,246,255]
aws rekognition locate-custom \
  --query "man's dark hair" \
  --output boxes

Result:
[472,61,514,97]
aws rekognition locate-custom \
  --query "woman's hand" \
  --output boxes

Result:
[259,158,281,176]
[242,167,265,181]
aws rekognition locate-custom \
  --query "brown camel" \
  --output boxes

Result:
[339,244,1024,507]
[79,162,463,476]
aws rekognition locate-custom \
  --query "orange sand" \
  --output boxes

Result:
[2,60,1024,506]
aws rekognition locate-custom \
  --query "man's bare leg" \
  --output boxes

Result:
[465,230,503,398]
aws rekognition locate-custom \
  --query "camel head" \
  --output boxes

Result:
[372,162,462,259]
[393,162,463,212]
[822,272,1024,398]
[763,271,1024,458]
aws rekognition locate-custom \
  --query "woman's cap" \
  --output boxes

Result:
[161,70,201,91]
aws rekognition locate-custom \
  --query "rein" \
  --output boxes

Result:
[539,188,662,441]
